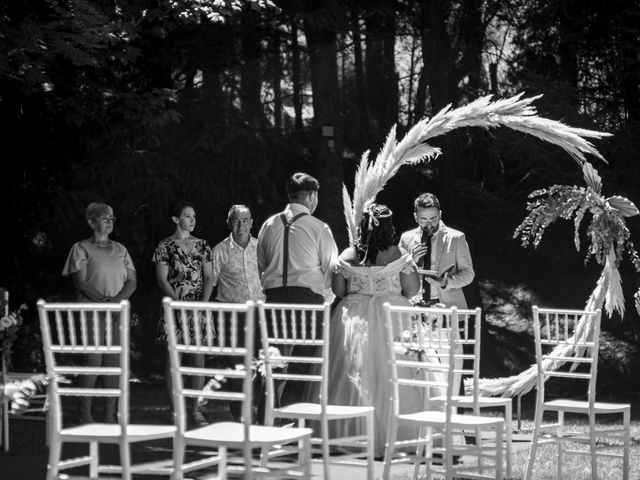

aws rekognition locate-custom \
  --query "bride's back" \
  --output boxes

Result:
[340,245,402,268]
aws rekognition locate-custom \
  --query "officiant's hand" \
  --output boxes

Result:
[412,244,429,265]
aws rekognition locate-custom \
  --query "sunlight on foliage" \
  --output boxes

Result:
[514,161,640,272]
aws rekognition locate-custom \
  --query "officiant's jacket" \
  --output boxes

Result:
[399,222,474,308]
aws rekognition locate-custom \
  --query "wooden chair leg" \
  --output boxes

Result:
[588,411,597,480]
[495,423,504,480]
[412,426,426,480]
[89,441,99,478]
[366,411,375,480]
[320,418,330,480]
[119,442,132,480]
[557,411,564,480]
[46,437,62,480]
[505,401,513,479]
[623,408,630,480]
[525,407,543,480]
[171,437,185,480]
[382,419,399,480]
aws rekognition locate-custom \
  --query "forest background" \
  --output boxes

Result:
[2,0,639,390]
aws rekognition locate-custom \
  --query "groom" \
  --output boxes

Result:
[399,192,474,308]
[256,172,338,420]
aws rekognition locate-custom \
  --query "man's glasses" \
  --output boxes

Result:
[99,216,116,223]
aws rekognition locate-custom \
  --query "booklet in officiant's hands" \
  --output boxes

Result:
[418,264,455,281]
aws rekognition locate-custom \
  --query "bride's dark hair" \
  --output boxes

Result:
[355,203,397,264]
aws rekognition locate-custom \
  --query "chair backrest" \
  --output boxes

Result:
[450,307,481,404]
[383,303,460,420]
[162,298,255,432]
[37,299,130,431]
[256,301,331,421]
[532,306,602,405]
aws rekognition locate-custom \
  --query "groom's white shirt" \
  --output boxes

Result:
[257,203,338,300]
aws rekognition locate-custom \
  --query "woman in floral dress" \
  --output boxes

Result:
[153,201,214,426]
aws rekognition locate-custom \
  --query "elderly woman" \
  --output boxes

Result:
[62,202,137,424]
[152,201,214,427]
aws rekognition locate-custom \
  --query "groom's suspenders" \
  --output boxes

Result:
[280,212,308,287]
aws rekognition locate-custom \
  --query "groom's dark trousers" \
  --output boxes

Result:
[255,286,324,424]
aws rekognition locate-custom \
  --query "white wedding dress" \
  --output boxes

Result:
[311,253,426,456]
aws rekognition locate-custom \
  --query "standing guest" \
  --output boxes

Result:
[152,201,214,427]
[399,192,474,308]
[211,204,264,304]
[62,202,137,424]
[211,204,264,421]
[256,172,338,417]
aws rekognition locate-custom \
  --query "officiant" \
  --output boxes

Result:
[398,192,474,308]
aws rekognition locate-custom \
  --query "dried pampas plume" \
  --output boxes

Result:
[342,93,611,247]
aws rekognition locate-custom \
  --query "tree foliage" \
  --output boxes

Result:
[1,0,639,373]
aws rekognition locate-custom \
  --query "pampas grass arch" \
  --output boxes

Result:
[341,93,640,398]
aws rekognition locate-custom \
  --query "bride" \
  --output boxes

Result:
[323,203,423,456]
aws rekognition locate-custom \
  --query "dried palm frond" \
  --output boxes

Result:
[473,160,640,397]
[343,93,611,246]
[471,261,609,398]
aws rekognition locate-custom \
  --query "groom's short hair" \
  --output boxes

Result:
[414,193,440,211]
[286,173,319,199]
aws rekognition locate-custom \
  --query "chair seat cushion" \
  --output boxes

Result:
[61,423,176,442]
[544,399,631,413]
[431,395,512,407]
[184,421,312,447]
[399,411,504,428]
[275,402,374,419]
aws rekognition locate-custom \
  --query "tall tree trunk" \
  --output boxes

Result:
[417,0,487,223]
[557,1,580,109]
[240,10,264,127]
[272,29,283,133]
[364,0,398,144]
[406,33,418,125]
[414,65,428,120]
[419,0,457,111]
[458,0,485,98]
[619,8,640,122]
[290,15,303,131]
[350,6,368,149]
[303,2,346,247]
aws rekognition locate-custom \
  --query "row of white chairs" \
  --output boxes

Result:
[35,299,630,479]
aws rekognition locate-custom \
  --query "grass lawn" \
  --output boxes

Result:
[1,380,638,479]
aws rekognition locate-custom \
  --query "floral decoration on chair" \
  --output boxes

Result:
[196,347,288,407]
[0,297,27,368]
[251,347,288,379]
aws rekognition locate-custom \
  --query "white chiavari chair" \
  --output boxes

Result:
[163,298,312,480]
[428,307,512,478]
[38,299,176,480]
[257,301,375,480]
[525,306,630,480]
[382,304,504,480]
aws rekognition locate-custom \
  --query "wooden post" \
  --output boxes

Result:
[1,288,9,451]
